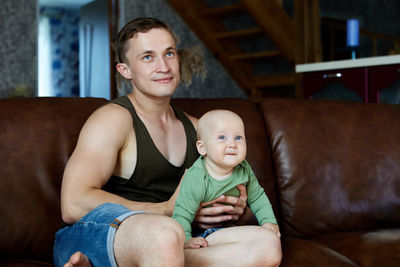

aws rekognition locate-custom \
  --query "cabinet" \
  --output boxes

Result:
[296,55,400,104]
[368,64,400,104]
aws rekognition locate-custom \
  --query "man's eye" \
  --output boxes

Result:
[218,135,226,141]
[166,51,175,57]
[143,55,152,61]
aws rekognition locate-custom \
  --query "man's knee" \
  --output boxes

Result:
[114,214,184,266]
[256,229,282,266]
[117,214,185,249]
[147,215,185,247]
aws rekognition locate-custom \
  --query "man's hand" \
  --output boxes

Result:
[193,184,248,229]
[185,237,208,249]
[262,223,281,238]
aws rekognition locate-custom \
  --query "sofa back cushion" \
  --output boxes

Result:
[258,98,400,238]
[172,98,279,222]
[0,97,107,262]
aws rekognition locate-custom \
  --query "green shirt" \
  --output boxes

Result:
[172,156,277,241]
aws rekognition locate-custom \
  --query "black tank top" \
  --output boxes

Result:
[102,96,199,203]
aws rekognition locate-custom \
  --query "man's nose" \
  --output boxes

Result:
[157,57,170,72]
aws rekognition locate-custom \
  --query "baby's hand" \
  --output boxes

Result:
[184,237,208,249]
[262,223,281,238]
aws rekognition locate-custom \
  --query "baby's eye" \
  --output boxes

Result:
[235,136,243,141]
[218,135,226,141]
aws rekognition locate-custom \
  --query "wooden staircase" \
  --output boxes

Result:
[167,0,321,99]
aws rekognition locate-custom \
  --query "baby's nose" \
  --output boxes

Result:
[228,140,237,147]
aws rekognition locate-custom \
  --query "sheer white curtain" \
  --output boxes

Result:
[38,15,53,96]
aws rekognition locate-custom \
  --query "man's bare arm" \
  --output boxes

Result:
[61,104,173,224]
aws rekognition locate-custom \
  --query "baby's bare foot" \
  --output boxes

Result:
[63,251,91,267]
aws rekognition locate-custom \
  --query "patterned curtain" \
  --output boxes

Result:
[38,6,79,97]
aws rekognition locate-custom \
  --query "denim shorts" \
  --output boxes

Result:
[194,227,222,239]
[53,203,146,267]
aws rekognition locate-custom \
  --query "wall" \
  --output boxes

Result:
[119,0,247,99]
[0,0,37,98]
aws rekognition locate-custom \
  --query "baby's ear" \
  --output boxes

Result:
[196,140,206,156]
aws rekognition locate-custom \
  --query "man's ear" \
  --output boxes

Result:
[116,63,132,79]
[196,140,206,156]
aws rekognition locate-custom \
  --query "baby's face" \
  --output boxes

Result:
[202,112,247,169]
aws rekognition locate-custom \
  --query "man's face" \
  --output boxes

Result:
[119,28,180,98]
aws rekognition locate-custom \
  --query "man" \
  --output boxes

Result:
[54,17,281,267]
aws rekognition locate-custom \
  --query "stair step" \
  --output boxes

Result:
[213,27,263,40]
[252,73,295,88]
[231,50,283,61]
[199,3,243,18]
[241,0,295,62]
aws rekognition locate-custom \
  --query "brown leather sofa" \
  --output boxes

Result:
[1,97,399,266]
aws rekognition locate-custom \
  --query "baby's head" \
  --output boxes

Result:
[196,110,247,170]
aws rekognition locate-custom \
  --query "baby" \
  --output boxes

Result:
[172,109,280,249]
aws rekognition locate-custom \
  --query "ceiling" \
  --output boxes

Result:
[39,0,95,8]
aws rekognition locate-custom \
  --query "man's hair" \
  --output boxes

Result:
[114,17,176,64]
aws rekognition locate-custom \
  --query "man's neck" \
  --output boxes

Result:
[127,92,172,121]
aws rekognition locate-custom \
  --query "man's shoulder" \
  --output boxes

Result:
[79,101,134,142]
[89,102,132,126]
